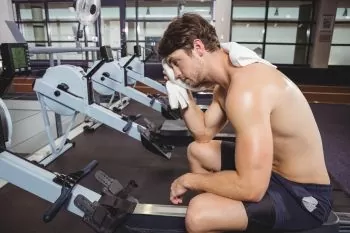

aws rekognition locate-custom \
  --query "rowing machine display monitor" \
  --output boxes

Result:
[0,43,31,77]
[0,43,31,96]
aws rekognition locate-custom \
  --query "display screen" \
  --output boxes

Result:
[11,47,27,69]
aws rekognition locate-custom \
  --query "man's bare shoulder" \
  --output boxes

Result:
[225,65,282,114]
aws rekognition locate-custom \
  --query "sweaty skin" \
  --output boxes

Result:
[217,63,329,184]
[165,40,330,233]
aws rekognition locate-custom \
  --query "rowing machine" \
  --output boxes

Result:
[33,45,173,161]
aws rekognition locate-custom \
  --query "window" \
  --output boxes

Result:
[101,7,121,48]
[20,23,47,42]
[19,3,45,21]
[49,22,96,41]
[231,0,314,65]
[232,22,265,42]
[126,0,215,62]
[232,1,266,20]
[47,2,76,21]
[125,1,178,61]
[266,23,310,43]
[239,43,264,57]
[127,7,177,20]
[14,2,98,62]
[180,1,213,21]
[329,5,350,65]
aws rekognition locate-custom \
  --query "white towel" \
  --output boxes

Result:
[221,42,277,68]
[162,42,277,92]
[162,59,208,92]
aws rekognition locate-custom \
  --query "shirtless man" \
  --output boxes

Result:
[157,13,332,233]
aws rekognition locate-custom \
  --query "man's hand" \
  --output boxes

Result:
[170,175,188,205]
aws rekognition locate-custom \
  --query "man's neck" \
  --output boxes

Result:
[206,49,238,90]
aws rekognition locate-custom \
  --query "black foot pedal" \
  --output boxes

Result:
[74,171,138,233]
[95,170,138,203]
[42,160,98,223]
[95,170,124,195]
[138,118,174,159]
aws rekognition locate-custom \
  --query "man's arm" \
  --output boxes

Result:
[182,86,227,143]
[182,85,274,202]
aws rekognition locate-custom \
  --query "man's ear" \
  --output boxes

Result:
[193,39,206,56]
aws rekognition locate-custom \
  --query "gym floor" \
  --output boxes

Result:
[0,100,349,233]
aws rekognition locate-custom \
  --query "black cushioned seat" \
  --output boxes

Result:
[122,211,340,233]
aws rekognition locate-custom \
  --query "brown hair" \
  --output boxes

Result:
[157,13,220,58]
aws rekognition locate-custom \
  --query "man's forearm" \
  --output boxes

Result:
[181,94,211,142]
[183,171,263,202]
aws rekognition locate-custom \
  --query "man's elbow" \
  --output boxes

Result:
[247,189,266,202]
[244,182,268,202]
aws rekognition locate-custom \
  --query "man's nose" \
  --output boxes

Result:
[173,68,182,80]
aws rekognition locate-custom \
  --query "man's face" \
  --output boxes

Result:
[166,49,205,89]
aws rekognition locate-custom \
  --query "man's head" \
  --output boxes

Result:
[158,13,220,89]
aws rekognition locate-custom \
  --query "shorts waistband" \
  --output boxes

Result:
[271,172,332,192]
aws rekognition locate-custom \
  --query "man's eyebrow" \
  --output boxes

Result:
[167,57,173,64]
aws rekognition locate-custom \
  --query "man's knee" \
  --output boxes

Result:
[187,141,201,162]
[187,141,222,172]
[185,193,212,233]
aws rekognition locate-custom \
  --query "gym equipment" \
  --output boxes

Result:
[32,45,173,161]
[0,41,185,231]
[88,45,180,120]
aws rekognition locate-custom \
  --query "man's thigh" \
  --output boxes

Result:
[186,193,248,232]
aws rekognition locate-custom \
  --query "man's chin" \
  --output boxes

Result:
[192,82,214,90]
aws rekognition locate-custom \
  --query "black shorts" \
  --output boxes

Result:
[220,141,333,232]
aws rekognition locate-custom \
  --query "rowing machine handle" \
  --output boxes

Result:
[122,114,142,133]
[43,186,72,223]
[123,121,132,133]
